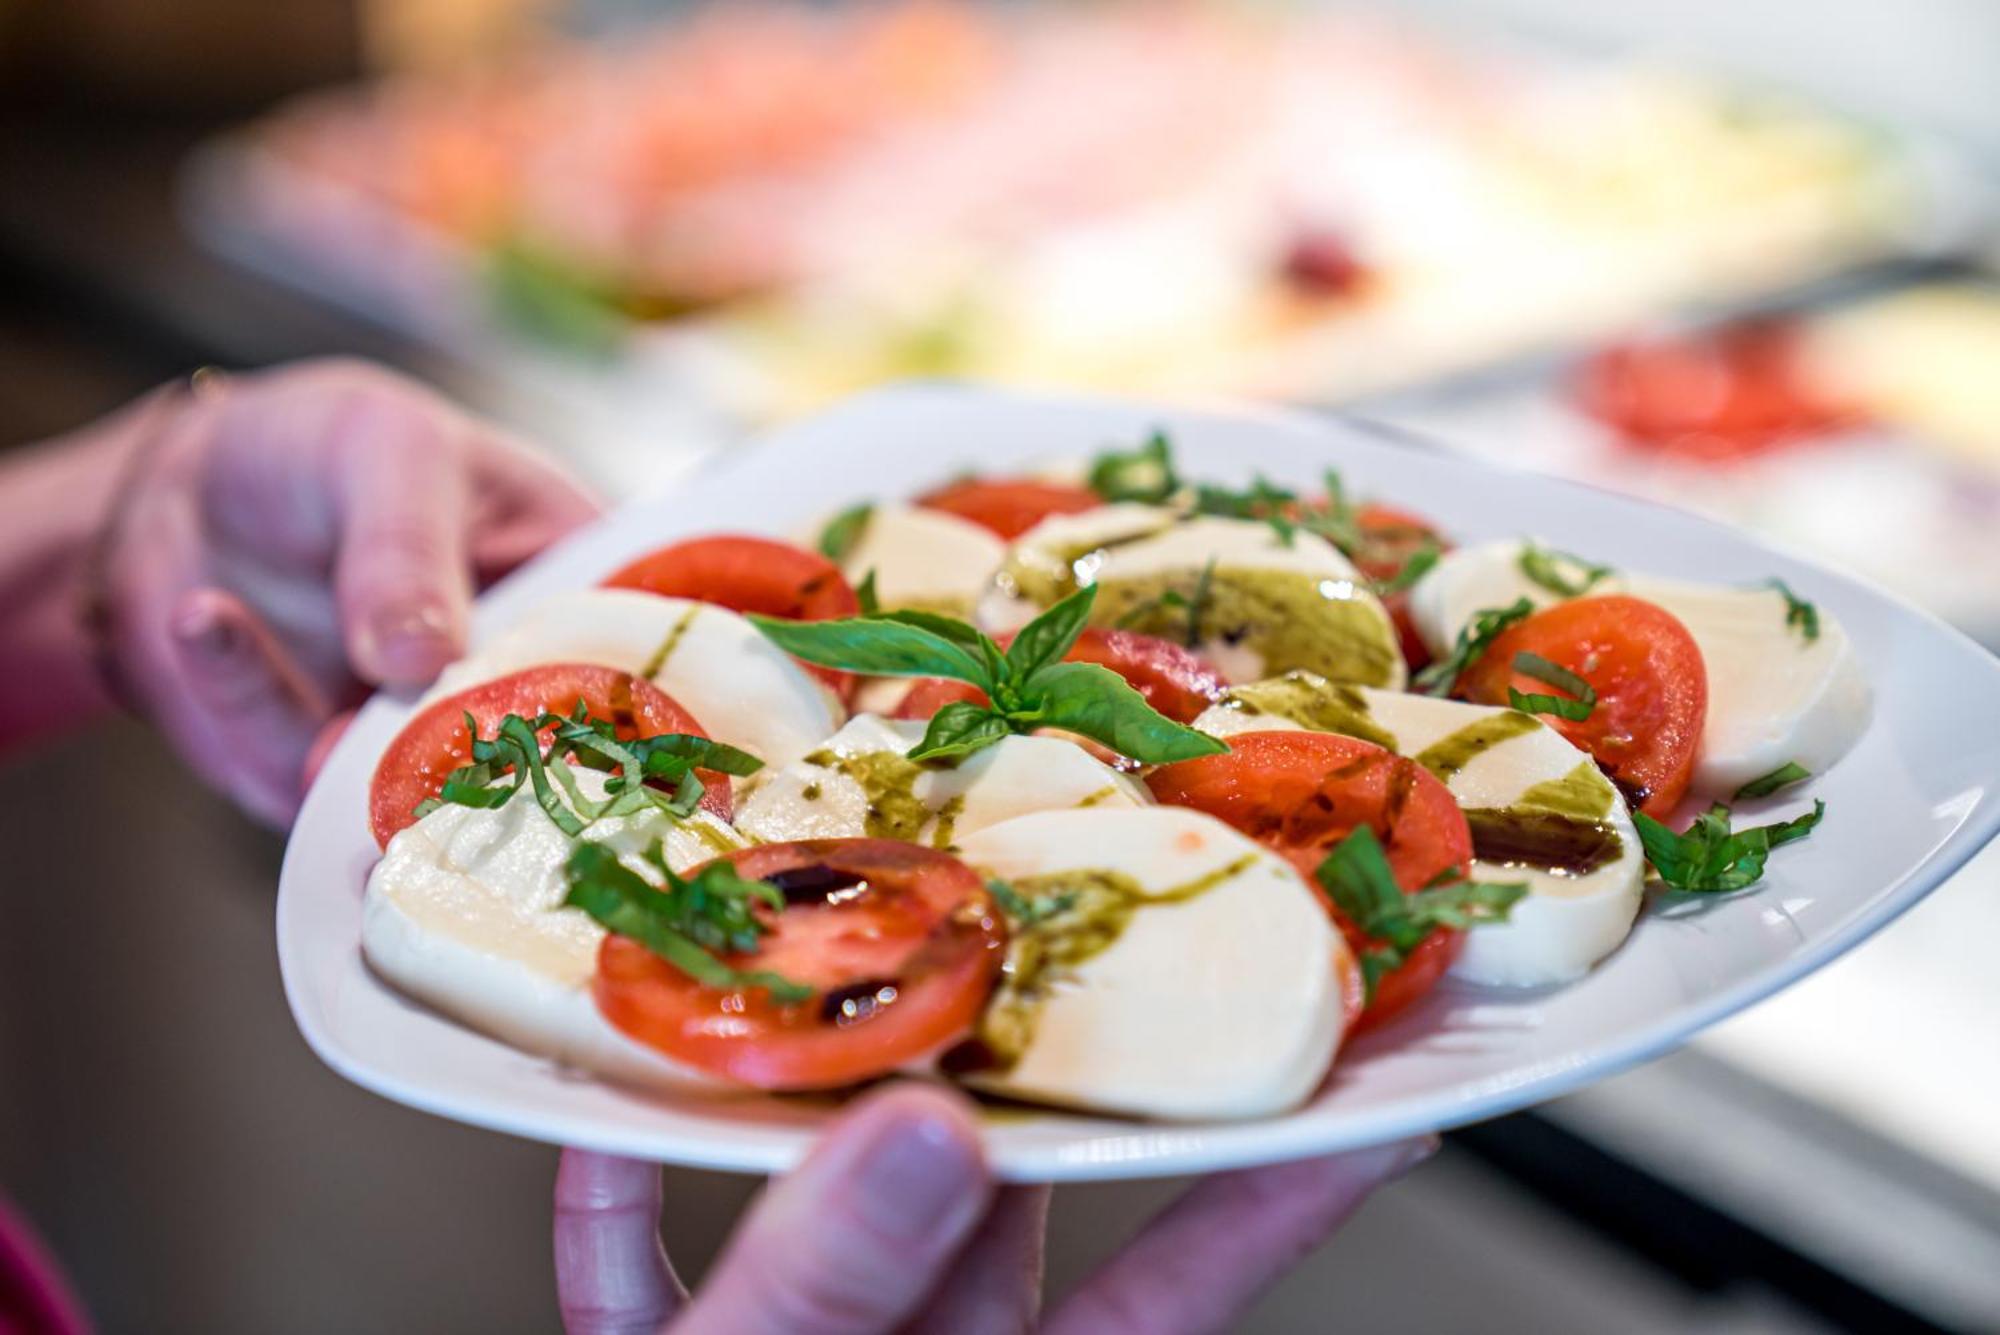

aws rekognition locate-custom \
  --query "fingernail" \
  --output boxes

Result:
[1391,1134,1441,1179]
[363,601,454,677]
[171,599,236,658]
[849,1110,984,1240]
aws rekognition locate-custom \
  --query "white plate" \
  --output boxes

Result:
[277,384,2000,1182]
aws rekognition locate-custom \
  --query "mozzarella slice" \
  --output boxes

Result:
[736,715,1149,847]
[1408,540,1870,797]
[952,808,1346,1120]
[426,589,841,769]
[822,503,1007,617]
[362,776,745,1091]
[985,507,1406,688]
[1194,672,1645,986]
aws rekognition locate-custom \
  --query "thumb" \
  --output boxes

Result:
[672,1084,993,1335]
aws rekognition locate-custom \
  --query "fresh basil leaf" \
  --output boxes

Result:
[749,614,994,686]
[1020,660,1226,763]
[1633,799,1825,893]
[1192,476,1300,546]
[986,878,1078,927]
[1411,598,1534,697]
[1087,430,1179,503]
[1518,542,1614,598]
[1005,584,1097,679]
[625,733,763,779]
[1506,651,1597,722]
[1315,827,1526,1000]
[817,502,873,562]
[1371,543,1440,596]
[855,568,881,615]
[1315,826,1411,945]
[907,701,1016,763]
[1108,557,1213,648]
[1734,762,1811,801]
[562,843,810,1002]
[1765,578,1820,643]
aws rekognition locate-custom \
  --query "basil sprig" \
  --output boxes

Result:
[1518,542,1613,598]
[1734,761,1810,801]
[817,503,873,562]
[1765,578,1820,643]
[414,702,762,835]
[1113,555,1215,648]
[751,586,1226,765]
[563,842,810,1002]
[1634,800,1825,894]
[1087,430,1180,503]
[1411,599,1535,697]
[1371,543,1441,596]
[1506,652,1597,722]
[1315,827,1527,1001]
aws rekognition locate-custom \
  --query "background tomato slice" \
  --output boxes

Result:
[1457,594,1707,818]
[1352,502,1449,672]
[892,628,1224,725]
[593,839,1005,1091]
[604,535,860,700]
[1148,730,1473,1031]
[917,476,1102,539]
[368,663,730,848]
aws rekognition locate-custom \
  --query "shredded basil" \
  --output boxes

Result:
[1506,651,1597,722]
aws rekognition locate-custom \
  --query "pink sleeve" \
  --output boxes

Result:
[0,1197,90,1335]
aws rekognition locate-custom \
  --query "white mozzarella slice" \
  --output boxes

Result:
[362,776,746,1091]
[823,503,1006,617]
[1194,672,1646,986]
[952,807,1347,1121]
[1408,540,1870,797]
[425,589,841,769]
[736,715,1149,847]
[986,507,1405,688]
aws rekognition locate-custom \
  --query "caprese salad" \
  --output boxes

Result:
[360,433,1867,1122]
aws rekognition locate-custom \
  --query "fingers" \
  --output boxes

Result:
[326,391,475,687]
[903,1184,1051,1335]
[554,1151,685,1335]
[165,587,332,827]
[673,1084,994,1335]
[301,709,356,793]
[466,432,602,582]
[1044,1136,1438,1335]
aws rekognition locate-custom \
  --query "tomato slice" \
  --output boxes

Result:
[368,663,730,849]
[1148,730,1473,1031]
[893,628,1224,725]
[1456,594,1706,818]
[593,839,1007,1091]
[1352,503,1449,672]
[604,535,860,700]
[917,477,1101,540]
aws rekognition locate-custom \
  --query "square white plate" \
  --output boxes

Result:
[278,385,2000,1182]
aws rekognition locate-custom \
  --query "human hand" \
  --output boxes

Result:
[553,1083,1435,1334]
[94,359,599,825]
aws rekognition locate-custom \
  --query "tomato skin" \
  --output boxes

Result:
[593,839,1006,1091]
[917,477,1101,540]
[604,535,860,701]
[1148,730,1473,1030]
[368,664,730,849]
[1352,503,1449,673]
[1457,594,1707,818]
[892,628,1224,725]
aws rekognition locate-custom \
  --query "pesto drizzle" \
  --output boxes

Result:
[1413,713,1541,782]
[641,606,701,679]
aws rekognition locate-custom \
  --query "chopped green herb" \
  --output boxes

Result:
[1765,578,1820,643]
[1314,827,1527,1001]
[1113,555,1215,648]
[1087,430,1180,503]
[1411,599,1535,697]
[817,503,873,562]
[855,568,881,615]
[987,877,1078,927]
[1734,762,1811,801]
[750,586,1225,766]
[1518,542,1614,598]
[1192,476,1301,546]
[1371,543,1441,596]
[563,842,810,1002]
[1506,652,1597,722]
[1633,800,1825,893]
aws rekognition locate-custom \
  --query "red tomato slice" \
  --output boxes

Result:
[917,477,1101,540]
[1352,502,1449,671]
[593,839,1007,1091]
[1457,595,1707,818]
[892,628,1224,725]
[1148,730,1472,1031]
[368,664,730,849]
[604,535,860,700]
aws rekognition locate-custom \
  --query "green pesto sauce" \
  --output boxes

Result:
[929,793,966,851]
[1073,784,1120,809]
[1092,567,1399,688]
[1516,761,1616,821]
[1413,712,1542,782]
[641,606,701,679]
[802,748,935,842]
[800,782,823,801]
[686,819,748,856]
[1464,808,1622,876]
[976,854,1260,1069]
[996,524,1175,606]
[1220,671,1397,751]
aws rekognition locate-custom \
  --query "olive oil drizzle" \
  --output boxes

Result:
[1412,712,1542,782]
